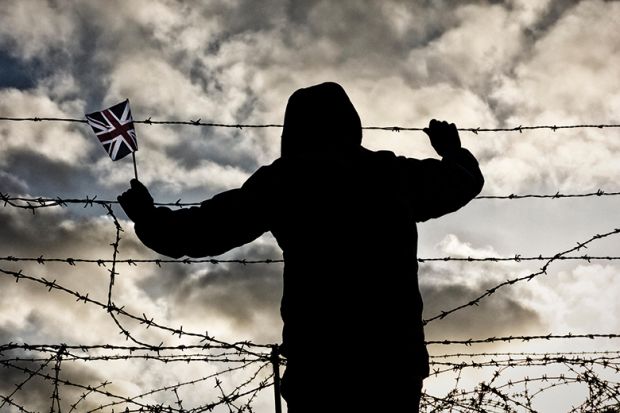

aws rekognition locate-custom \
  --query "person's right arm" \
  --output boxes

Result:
[118,167,274,258]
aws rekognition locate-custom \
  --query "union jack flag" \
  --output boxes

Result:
[85,99,138,161]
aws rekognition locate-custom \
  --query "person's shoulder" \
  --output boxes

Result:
[359,146,399,163]
[361,146,427,163]
[243,157,287,188]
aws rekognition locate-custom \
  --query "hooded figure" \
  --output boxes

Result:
[119,82,484,412]
[281,82,362,157]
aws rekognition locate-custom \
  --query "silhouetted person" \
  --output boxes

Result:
[118,82,483,412]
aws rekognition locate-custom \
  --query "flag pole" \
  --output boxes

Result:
[132,152,138,181]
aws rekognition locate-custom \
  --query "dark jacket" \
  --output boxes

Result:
[133,83,484,380]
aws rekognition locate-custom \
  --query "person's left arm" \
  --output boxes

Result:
[399,119,484,222]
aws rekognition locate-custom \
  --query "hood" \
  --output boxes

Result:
[281,82,362,158]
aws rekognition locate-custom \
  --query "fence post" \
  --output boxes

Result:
[271,344,282,413]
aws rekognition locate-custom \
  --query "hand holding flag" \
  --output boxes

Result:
[118,179,154,223]
[85,99,139,179]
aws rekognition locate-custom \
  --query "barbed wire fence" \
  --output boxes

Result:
[1,118,619,412]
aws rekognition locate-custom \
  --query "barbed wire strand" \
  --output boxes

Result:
[3,253,620,267]
[428,353,620,375]
[1,116,620,133]
[430,349,620,358]
[2,190,620,214]
[425,333,620,346]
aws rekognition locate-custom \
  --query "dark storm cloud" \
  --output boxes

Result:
[0,52,39,89]
[3,149,100,198]
[0,170,29,194]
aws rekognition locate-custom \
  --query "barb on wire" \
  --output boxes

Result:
[1,115,620,133]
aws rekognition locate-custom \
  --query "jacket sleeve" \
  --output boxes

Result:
[133,166,274,258]
[397,148,484,222]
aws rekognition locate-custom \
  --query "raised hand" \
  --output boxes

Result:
[423,119,461,157]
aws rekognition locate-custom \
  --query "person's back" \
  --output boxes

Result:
[118,82,484,412]
[268,150,427,409]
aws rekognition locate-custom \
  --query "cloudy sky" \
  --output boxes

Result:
[1,0,619,411]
